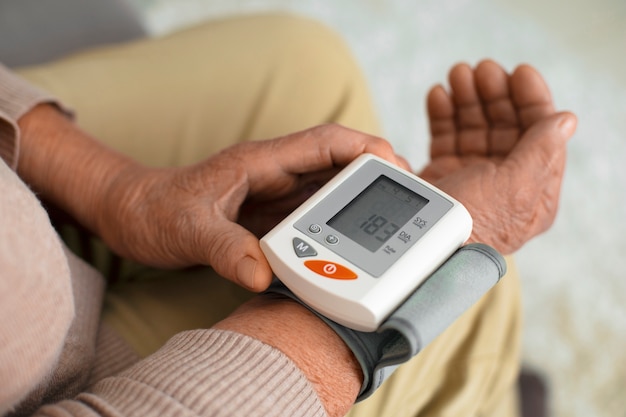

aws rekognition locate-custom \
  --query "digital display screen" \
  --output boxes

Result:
[327,175,429,252]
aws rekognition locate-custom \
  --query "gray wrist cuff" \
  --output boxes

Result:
[265,243,506,401]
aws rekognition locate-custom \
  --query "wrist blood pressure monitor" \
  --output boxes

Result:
[260,153,472,331]
[261,153,507,401]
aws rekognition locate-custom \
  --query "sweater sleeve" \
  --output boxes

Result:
[0,64,53,168]
[0,155,76,415]
[0,63,69,169]
[35,330,327,417]
[0,63,77,415]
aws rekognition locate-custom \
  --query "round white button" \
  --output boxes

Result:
[308,224,322,234]
[325,234,339,245]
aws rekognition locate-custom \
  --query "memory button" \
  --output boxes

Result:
[292,237,317,258]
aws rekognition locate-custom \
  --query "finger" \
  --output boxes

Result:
[449,62,489,155]
[474,60,520,156]
[510,64,555,130]
[427,84,456,158]
[202,219,274,292]
[243,124,398,194]
[279,124,399,170]
[395,154,412,171]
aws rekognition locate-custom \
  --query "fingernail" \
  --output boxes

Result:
[237,256,258,290]
[558,113,577,134]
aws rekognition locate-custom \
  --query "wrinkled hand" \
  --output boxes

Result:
[419,60,577,254]
[99,124,404,291]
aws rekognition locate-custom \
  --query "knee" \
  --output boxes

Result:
[241,14,377,133]
[248,13,364,90]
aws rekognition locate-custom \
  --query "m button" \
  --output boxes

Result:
[292,238,317,258]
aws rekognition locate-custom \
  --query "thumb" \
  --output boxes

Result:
[509,111,577,172]
[205,221,274,292]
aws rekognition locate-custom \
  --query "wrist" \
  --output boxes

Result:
[465,214,511,255]
[17,104,143,236]
[213,296,362,417]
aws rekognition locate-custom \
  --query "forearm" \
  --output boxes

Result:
[213,296,363,417]
[16,104,143,236]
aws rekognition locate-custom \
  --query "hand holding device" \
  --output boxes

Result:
[261,153,472,331]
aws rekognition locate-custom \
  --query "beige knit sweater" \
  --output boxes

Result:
[0,64,326,417]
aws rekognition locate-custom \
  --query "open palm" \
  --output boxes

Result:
[418,60,576,254]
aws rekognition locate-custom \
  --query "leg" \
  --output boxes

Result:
[16,13,380,167]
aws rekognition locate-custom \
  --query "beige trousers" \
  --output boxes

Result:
[18,13,521,417]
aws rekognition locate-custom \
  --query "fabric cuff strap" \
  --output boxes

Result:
[264,242,506,401]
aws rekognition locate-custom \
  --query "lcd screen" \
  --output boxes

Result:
[327,175,429,252]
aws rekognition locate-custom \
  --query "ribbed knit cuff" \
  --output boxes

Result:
[87,322,141,388]
[0,63,61,169]
[83,330,327,417]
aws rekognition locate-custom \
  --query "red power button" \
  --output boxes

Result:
[304,260,357,280]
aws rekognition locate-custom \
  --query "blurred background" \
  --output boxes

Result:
[125,0,626,416]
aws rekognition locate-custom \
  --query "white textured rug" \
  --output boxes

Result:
[132,1,626,416]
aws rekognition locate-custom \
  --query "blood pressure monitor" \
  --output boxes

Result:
[260,154,472,332]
